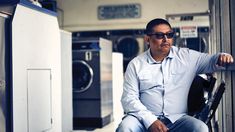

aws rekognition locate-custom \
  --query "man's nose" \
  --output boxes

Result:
[164,34,168,39]
[162,35,168,41]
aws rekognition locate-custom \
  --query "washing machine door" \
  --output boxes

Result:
[72,60,93,93]
[174,37,207,53]
[114,36,139,61]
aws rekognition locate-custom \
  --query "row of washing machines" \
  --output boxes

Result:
[71,30,147,128]
[72,28,209,72]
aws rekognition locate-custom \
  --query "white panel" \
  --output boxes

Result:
[12,4,62,132]
[100,38,112,81]
[112,53,124,128]
[100,38,113,117]
[27,69,52,132]
[60,30,72,132]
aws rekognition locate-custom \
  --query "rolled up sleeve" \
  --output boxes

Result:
[189,50,224,74]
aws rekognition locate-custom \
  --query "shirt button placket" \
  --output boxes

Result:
[160,63,165,115]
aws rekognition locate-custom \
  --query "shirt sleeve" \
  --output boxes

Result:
[189,50,225,74]
[121,61,158,129]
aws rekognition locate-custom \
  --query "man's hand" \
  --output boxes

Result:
[217,53,234,66]
[148,120,168,132]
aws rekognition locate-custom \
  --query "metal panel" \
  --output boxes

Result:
[220,0,233,132]
[230,0,235,131]
[0,14,6,132]
[0,12,10,132]
[209,0,225,131]
[98,4,141,20]
[27,69,52,132]
[209,0,234,131]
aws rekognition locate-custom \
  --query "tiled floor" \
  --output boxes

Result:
[72,121,117,132]
[73,118,120,132]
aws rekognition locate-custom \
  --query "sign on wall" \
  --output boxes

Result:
[98,4,141,20]
[180,26,198,38]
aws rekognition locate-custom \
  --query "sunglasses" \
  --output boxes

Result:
[147,31,175,39]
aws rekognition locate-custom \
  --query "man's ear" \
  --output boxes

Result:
[144,35,150,43]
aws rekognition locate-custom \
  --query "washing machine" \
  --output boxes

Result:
[72,29,147,72]
[72,38,113,128]
[109,30,147,72]
[173,27,209,53]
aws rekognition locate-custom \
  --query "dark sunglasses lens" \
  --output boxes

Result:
[166,32,174,38]
[152,32,174,39]
[155,33,165,39]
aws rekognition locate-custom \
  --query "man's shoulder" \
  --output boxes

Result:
[126,51,148,70]
[171,46,191,56]
[172,46,190,52]
[131,51,148,63]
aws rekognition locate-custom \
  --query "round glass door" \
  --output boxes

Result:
[174,37,207,53]
[115,36,139,61]
[72,60,93,93]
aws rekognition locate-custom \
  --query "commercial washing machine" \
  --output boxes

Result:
[72,29,148,72]
[72,38,113,128]
[173,27,209,53]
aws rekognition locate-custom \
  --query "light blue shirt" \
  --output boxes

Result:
[121,46,222,129]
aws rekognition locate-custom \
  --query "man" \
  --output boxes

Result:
[116,18,234,132]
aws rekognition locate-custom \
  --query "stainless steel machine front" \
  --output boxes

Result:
[72,38,113,128]
[0,12,10,132]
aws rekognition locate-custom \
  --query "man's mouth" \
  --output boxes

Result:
[161,43,170,47]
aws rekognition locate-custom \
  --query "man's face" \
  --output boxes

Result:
[147,24,174,54]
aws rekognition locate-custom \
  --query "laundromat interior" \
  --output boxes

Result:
[0,0,235,132]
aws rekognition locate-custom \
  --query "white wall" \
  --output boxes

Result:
[56,0,208,31]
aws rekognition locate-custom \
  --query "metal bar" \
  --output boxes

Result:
[166,11,210,20]
[0,12,10,18]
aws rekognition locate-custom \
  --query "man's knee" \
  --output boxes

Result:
[194,121,209,132]
[116,115,145,132]
[116,121,136,132]
[191,119,209,132]
[173,116,209,132]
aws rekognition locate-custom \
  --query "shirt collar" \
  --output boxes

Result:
[147,47,174,64]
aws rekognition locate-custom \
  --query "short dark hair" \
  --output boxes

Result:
[145,18,172,35]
